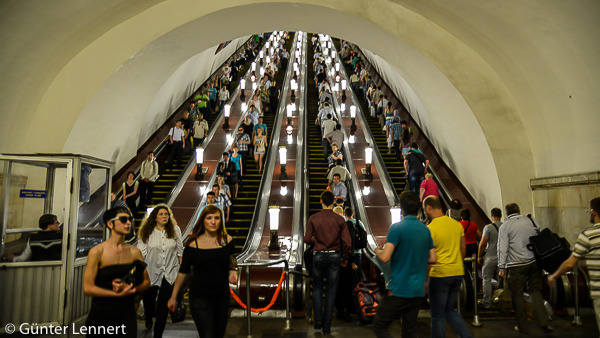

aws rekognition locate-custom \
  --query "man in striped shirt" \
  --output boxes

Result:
[549,197,600,332]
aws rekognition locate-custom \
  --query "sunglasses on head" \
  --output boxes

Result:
[110,216,133,223]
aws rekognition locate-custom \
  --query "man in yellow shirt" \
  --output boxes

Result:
[424,196,472,338]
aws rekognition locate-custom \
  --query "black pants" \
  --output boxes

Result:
[168,141,184,168]
[335,263,355,314]
[143,277,174,338]
[372,295,422,338]
[393,140,401,161]
[507,261,549,332]
[138,180,155,208]
[189,294,230,338]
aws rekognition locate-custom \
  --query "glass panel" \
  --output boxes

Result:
[2,160,68,262]
[76,164,109,258]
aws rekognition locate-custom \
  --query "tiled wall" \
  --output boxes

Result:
[532,173,600,244]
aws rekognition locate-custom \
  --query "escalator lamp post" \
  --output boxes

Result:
[251,62,256,72]
[268,205,280,250]
[195,147,208,177]
[390,206,402,224]
[279,146,287,179]
[240,79,246,99]
[327,41,332,49]
[365,146,373,177]
[146,206,155,216]
[340,103,346,111]
[290,79,297,101]
[350,105,357,127]
[223,104,230,128]
[297,41,301,50]
[331,50,336,60]
[341,79,347,101]
[252,82,257,91]
[335,62,340,72]
[286,104,293,124]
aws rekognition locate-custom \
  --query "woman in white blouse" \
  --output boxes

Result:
[137,204,183,337]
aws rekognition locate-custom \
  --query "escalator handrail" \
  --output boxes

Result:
[236,32,298,263]
[290,33,308,268]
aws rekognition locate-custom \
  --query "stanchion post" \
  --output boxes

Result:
[246,266,252,337]
[284,262,292,331]
[471,257,482,327]
[572,266,583,326]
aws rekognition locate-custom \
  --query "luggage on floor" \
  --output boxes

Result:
[352,282,380,325]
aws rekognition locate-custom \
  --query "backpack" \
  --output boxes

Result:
[347,219,367,250]
[525,214,571,273]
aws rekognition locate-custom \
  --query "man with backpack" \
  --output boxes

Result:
[404,143,429,194]
[344,207,366,284]
[498,203,553,334]
[477,207,503,308]
[373,192,436,338]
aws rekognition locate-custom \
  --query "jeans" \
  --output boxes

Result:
[506,261,549,331]
[322,138,330,157]
[143,277,174,338]
[373,295,422,338]
[168,141,184,168]
[409,171,425,194]
[481,256,497,307]
[312,252,341,333]
[189,294,230,338]
[428,276,473,338]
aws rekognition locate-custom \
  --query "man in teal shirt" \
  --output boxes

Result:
[373,192,436,338]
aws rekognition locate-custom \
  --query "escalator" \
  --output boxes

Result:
[338,61,407,197]
[225,34,294,253]
[306,36,331,216]
[130,36,266,232]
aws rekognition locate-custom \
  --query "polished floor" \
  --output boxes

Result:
[132,310,598,338]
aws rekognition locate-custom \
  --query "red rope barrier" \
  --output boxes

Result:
[229,271,286,313]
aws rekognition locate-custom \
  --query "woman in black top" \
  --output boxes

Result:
[168,205,238,338]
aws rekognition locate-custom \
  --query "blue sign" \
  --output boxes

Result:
[19,189,47,198]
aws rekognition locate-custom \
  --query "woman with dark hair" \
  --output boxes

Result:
[446,198,463,222]
[84,207,150,337]
[168,205,238,338]
[459,208,481,261]
[137,204,183,337]
[122,172,138,214]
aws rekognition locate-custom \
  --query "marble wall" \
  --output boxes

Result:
[532,173,600,244]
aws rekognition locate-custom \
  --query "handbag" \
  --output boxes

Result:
[170,291,186,323]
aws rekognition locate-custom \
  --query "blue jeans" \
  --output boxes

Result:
[428,276,472,338]
[409,171,425,194]
[312,252,341,332]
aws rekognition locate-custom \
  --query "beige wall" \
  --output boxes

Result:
[1,0,599,223]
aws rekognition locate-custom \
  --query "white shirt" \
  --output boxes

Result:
[169,127,185,142]
[137,226,183,286]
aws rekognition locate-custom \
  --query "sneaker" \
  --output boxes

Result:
[314,321,323,330]
[514,326,529,334]
[541,325,553,333]
[477,300,491,309]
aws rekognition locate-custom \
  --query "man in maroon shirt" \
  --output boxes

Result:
[304,190,352,334]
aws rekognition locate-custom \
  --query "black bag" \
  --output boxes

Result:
[347,219,367,250]
[121,260,147,286]
[526,215,571,273]
[304,244,314,275]
[170,291,186,323]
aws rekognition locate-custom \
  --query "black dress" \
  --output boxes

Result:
[123,181,137,213]
[85,264,139,337]
[180,240,235,338]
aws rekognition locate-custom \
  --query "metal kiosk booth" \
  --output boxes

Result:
[0,154,113,333]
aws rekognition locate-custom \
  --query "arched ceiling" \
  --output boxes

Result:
[1,0,599,213]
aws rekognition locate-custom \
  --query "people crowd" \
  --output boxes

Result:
[8,33,598,338]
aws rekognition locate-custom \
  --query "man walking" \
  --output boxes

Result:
[476,207,503,308]
[373,192,436,338]
[424,196,472,338]
[498,203,552,334]
[549,197,600,332]
[304,190,351,334]
[167,121,186,169]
